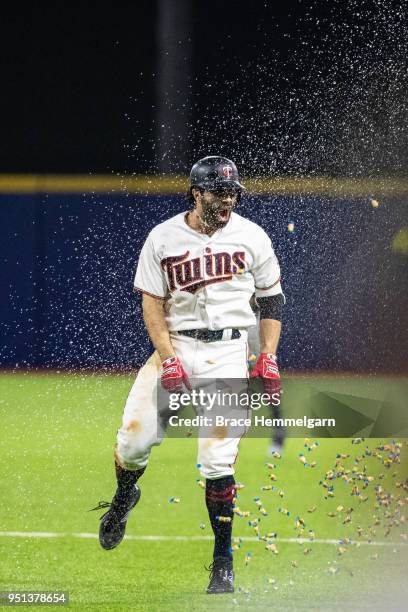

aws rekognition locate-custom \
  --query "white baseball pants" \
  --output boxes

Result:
[115,331,249,479]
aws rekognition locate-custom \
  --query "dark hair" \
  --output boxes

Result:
[186,186,203,207]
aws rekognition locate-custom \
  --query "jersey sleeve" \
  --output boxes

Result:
[251,230,284,298]
[133,233,167,299]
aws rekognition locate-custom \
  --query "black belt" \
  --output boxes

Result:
[177,328,241,342]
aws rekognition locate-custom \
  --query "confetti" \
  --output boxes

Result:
[299,453,308,466]
[304,438,319,451]
[262,532,277,540]
[266,542,279,554]
[216,515,232,523]
[233,507,251,518]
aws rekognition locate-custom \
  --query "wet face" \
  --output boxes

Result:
[193,188,238,230]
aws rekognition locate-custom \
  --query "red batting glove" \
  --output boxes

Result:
[250,352,281,401]
[161,356,192,394]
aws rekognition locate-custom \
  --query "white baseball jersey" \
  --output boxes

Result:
[134,211,283,331]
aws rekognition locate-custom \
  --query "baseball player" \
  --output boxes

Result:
[92,156,285,594]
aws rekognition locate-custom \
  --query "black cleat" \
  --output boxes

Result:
[206,557,234,594]
[90,484,141,550]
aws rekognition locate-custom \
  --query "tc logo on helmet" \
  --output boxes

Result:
[222,165,233,178]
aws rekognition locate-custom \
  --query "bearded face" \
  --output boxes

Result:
[199,189,238,230]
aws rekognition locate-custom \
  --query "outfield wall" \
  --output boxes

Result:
[0,177,407,371]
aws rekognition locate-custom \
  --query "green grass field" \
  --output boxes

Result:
[1,372,407,611]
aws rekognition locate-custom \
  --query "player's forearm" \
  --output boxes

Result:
[142,295,175,361]
[259,319,281,355]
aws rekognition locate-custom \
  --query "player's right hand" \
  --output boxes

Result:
[161,356,192,394]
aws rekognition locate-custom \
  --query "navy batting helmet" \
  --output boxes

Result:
[188,156,246,202]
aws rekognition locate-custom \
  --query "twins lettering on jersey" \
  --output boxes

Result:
[161,248,246,294]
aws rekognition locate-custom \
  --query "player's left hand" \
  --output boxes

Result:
[161,356,192,394]
[250,352,281,403]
